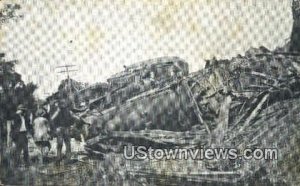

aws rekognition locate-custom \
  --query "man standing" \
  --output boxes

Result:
[0,110,6,155]
[51,99,80,163]
[11,104,32,167]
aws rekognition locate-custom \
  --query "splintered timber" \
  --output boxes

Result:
[1,1,300,186]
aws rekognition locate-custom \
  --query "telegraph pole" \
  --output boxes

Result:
[56,64,77,89]
[56,64,78,104]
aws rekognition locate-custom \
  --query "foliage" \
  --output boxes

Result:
[0,54,37,118]
[0,3,22,25]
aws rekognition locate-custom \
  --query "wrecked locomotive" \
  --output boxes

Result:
[88,57,189,110]
[80,1,300,184]
[84,56,205,138]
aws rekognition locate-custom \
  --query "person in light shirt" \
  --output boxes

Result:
[33,108,51,164]
[10,104,32,167]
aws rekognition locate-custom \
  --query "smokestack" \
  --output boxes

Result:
[290,0,300,52]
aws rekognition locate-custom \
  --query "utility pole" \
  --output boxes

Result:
[290,0,300,52]
[56,64,77,78]
[56,64,78,105]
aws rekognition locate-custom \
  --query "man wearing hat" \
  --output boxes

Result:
[10,104,32,167]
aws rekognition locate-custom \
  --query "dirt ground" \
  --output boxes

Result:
[0,137,150,186]
[1,136,292,186]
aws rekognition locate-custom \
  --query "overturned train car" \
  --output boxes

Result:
[85,57,211,147]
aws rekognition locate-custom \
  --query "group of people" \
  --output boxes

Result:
[9,99,81,167]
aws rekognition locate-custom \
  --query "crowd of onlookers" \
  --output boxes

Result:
[0,99,82,167]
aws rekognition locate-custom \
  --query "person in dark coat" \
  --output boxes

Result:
[0,111,7,156]
[51,99,80,162]
[10,104,32,167]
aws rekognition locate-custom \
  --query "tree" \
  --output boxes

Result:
[0,4,22,25]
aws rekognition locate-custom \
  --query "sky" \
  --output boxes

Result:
[0,0,294,99]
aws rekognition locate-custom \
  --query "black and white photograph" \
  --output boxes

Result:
[0,0,300,185]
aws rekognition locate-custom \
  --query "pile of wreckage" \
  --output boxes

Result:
[81,46,300,184]
[78,1,300,184]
